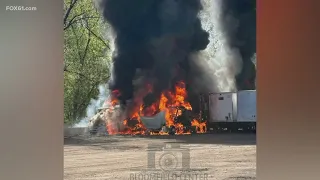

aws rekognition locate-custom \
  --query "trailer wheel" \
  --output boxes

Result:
[210,124,219,133]
[168,126,176,135]
[145,130,150,136]
[190,126,197,134]
[252,125,256,133]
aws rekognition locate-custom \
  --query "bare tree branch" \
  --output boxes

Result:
[75,81,100,115]
[84,23,110,49]
[64,17,101,31]
[63,0,79,26]
[64,63,67,71]
[70,23,83,62]
[71,25,93,119]
[64,69,94,81]
[80,28,92,64]
[64,12,86,30]
[64,0,111,123]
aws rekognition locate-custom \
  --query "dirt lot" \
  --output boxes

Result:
[64,134,256,180]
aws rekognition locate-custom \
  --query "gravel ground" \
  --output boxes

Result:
[64,133,256,180]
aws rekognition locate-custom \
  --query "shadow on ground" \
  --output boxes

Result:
[64,133,256,147]
[223,176,256,180]
[64,136,121,146]
[134,133,256,145]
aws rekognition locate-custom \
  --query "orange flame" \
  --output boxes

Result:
[105,81,206,135]
[191,119,207,133]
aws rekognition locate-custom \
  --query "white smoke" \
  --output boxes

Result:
[251,52,256,66]
[74,84,110,127]
[251,53,257,87]
[74,25,117,128]
[74,22,114,128]
[197,0,243,93]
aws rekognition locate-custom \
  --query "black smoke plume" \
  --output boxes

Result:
[96,0,256,117]
[220,0,256,90]
[97,0,210,112]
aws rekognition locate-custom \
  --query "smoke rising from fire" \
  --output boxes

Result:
[195,0,242,92]
[96,0,211,111]
[74,84,109,127]
[95,0,256,116]
[194,0,256,92]
[219,0,256,90]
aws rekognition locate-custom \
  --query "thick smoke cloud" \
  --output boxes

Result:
[220,0,256,90]
[95,0,256,116]
[97,0,210,110]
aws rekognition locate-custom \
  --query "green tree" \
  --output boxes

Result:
[63,0,110,125]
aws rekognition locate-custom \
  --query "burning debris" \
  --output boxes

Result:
[93,0,210,135]
[89,0,256,135]
[98,82,207,135]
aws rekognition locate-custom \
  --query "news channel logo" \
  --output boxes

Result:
[130,143,209,180]
[5,6,37,11]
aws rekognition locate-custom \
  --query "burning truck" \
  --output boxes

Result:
[87,0,256,135]
[88,88,257,135]
[88,82,207,135]
[89,0,211,135]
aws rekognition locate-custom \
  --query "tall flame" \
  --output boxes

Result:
[104,81,206,135]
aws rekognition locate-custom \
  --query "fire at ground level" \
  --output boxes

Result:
[89,82,256,135]
[101,81,208,136]
[89,0,257,136]
[64,134,256,180]
[89,81,256,136]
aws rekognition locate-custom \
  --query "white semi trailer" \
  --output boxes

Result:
[207,90,256,132]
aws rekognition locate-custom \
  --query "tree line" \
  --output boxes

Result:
[64,0,111,125]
